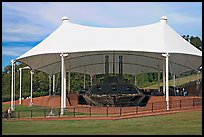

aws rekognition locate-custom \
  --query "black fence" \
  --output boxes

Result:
[2,97,202,119]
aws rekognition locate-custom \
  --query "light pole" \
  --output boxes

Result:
[11,59,15,111]
[30,70,34,106]
[19,66,30,105]
[49,75,52,96]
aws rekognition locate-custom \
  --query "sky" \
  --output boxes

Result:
[2,2,202,70]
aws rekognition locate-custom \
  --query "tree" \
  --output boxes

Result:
[190,36,202,50]
[182,35,202,51]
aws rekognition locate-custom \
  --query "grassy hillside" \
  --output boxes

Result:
[144,73,202,89]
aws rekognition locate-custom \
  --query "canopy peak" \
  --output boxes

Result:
[61,16,69,23]
[160,16,167,24]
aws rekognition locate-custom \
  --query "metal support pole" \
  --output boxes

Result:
[166,53,169,111]
[53,75,55,95]
[11,60,15,111]
[64,56,67,112]
[19,68,22,105]
[13,63,15,109]
[162,58,165,95]
[30,70,34,106]
[173,75,176,95]
[49,75,52,96]
[60,53,65,115]
[162,53,170,111]
[60,53,68,115]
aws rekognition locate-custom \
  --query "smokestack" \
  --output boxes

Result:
[119,55,123,76]
[113,52,115,75]
[105,55,109,76]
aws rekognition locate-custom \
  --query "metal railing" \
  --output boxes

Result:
[2,97,202,119]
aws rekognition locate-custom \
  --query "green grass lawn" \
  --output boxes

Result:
[2,110,202,135]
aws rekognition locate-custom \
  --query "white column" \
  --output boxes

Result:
[63,60,66,110]
[30,70,34,106]
[19,68,22,105]
[158,65,160,92]
[162,58,165,94]
[60,53,64,114]
[60,53,68,115]
[13,63,16,108]
[53,75,55,95]
[162,53,170,111]
[49,75,52,95]
[11,60,15,111]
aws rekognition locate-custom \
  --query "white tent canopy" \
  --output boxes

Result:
[11,16,202,113]
[15,16,202,76]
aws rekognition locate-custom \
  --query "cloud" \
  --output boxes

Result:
[1,2,202,69]
[2,2,57,42]
[2,46,32,56]
[2,24,52,42]
[2,2,202,42]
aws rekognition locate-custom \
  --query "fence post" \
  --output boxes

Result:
[120,107,122,116]
[107,106,108,116]
[58,108,60,117]
[89,107,91,117]
[136,106,138,114]
[44,109,46,118]
[31,109,32,118]
[18,111,20,119]
[152,102,154,112]
[180,100,182,109]
[73,107,75,117]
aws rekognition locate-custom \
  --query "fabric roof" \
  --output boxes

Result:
[16,16,202,76]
